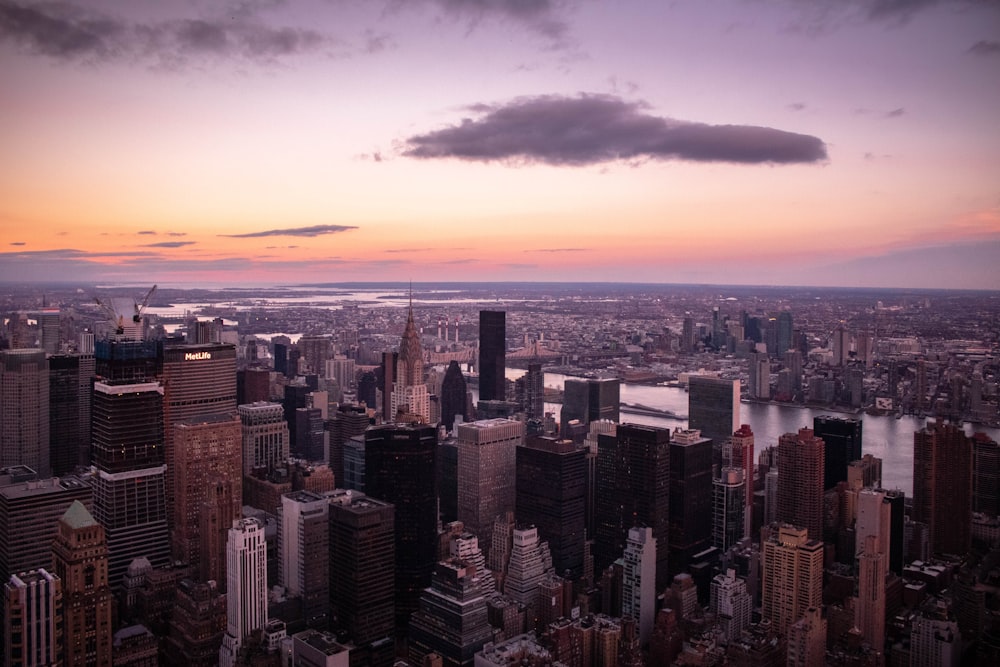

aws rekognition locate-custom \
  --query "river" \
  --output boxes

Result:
[507,371,1000,498]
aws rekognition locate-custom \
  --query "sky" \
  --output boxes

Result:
[1,0,999,289]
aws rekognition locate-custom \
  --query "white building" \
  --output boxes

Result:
[621,526,656,647]
[220,518,268,667]
[710,569,751,643]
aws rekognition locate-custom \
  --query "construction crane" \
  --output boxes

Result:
[134,284,157,323]
[93,296,125,336]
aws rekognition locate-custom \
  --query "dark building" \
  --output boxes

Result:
[273,342,289,377]
[516,436,586,580]
[886,489,905,576]
[437,439,459,525]
[776,312,794,358]
[48,354,84,476]
[91,381,170,588]
[913,421,973,556]
[687,376,739,469]
[164,579,226,666]
[440,360,468,432]
[973,434,1000,517]
[364,423,438,631]
[293,407,325,461]
[515,363,545,430]
[283,383,311,449]
[357,371,377,411]
[813,416,862,491]
[94,339,160,383]
[325,403,370,483]
[408,559,492,667]
[668,429,714,578]
[328,492,395,667]
[595,423,671,590]
[237,366,271,405]
[561,378,620,435]
[478,311,506,402]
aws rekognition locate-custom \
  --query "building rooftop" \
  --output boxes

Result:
[60,500,98,529]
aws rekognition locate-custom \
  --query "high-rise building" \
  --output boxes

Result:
[515,435,586,580]
[503,526,553,606]
[710,569,751,643]
[48,354,86,476]
[172,413,242,583]
[776,428,825,541]
[0,349,50,475]
[621,526,656,647]
[325,403,369,483]
[813,416,863,491]
[326,356,356,393]
[668,428,713,578]
[3,569,62,667]
[832,327,850,366]
[786,606,826,667]
[972,434,1000,517]
[298,336,332,377]
[725,424,755,513]
[38,308,61,355]
[51,500,113,667]
[439,360,468,432]
[328,491,394,663]
[855,534,886,653]
[160,343,237,529]
[910,606,960,666]
[408,559,493,667]
[164,578,227,666]
[0,468,91,585]
[681,316,696,353]
[91,381,170,587]
[478,311,506,402]
[761,524,823,634]
[219,518,268,667]
[457,419,524,558]
[517,362,545,425]
[278,490,329,625]
[748,353,770,400]
[775,312,793,358]
[687,376,739,466]
[561,378,620,435]
[364,423,437,630]
[392,305,430,421]
[713,467,746,552]
[293,406,325,461]
[856,488,891,566]
[239,402,289,476]
[594,424,670,590]
[238,366,271,405]
[913,421,973,556]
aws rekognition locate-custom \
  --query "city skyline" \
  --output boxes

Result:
[1,0,999,289]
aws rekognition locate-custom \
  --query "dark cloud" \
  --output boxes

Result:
[886,107,905,118]
[142,241,197,248]
[137,230,156,235]
[363,29,393,54]
[403,94,828,166]
[166,232,187,237]
[0,0,329,67]
[9,241,25,246]
[968,40,1000,56]
[427,0,570,41]
[220,224,358,238]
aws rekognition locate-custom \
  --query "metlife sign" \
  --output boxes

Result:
[184,351,212,361]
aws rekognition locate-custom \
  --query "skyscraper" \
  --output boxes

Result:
[561,378,620,435]
[457,418,524,558]
[51,500,113,667]
[478,310,506,402]
[364,423,437,630]
[393,304,429,421]
[0,349,50,475]
[712,468,746,552]
[913,421,973,556]
[327,492,395,665]
[515,435,586,579]
[4,569,62,667]
[855,534,886,653]
[724,424,755,511]
[503,526,553,606]
[516,362,545,425]
[761,524,823,634]
[748,353,770,400]
[687,376,739,465]
[279,490,330,624]
[776,427,825,541]
[91,381,170,587]
[439,360,468,432]
[710,569,750,643]
[160,342,237,529]
[594,424,671,590]
[813,415,863,491]
[239,402,289,476]
[48,354,86,476]
[775,311,793,358]
[172,413,242,584]
[219,518,268,667]
[621,526,656,647]
[668,428,713,577]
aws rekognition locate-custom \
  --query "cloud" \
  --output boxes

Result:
[403,94,828,166]
[425,0,571,42]
[0,0,330,68]
[220,224,358,238]
[166,232,187,237]
[385,248,435,253]
[968,40,1000,56]
[527,248,586,253]
[886,107,905,118]
[787,102,807,111]
[142,241,197,248]
[137,230,156,235]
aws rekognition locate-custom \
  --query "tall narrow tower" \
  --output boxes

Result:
[219,518,268,667]
[776,428,825,541]
[52,500,113,667]
[478,310,506,402]
[913,421,973,556]
[855,534,886,653]
[621,526,656,647]
[761,524,823,634]
[0,349,50,475]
